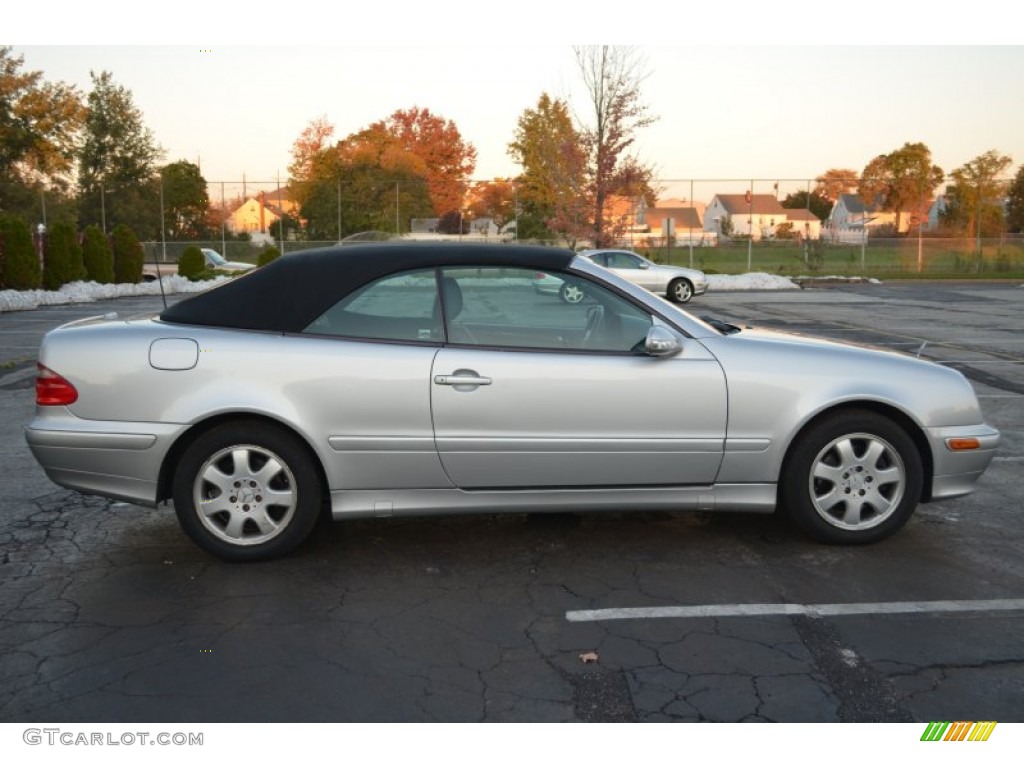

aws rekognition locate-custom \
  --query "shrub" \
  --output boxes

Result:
[257,246,280,267]
[81,225,115,284]
[43,221,85,290]
[112,224,144,283]
[178,245,205,280]
[0,214,42,290]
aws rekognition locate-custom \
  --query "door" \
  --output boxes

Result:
[430,267,727,489]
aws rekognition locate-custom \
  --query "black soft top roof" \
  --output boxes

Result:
[159,242,575,333]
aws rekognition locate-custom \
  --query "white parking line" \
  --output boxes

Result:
[565,598,1024,623]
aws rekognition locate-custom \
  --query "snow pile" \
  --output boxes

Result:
[707,272,800,291]
[0,276,229,314]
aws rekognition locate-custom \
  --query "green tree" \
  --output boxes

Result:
[1007,164,1024,234]
[81,224,114,283]
[860,142,943,234]
[161,160,210,239]
[508,93,587,242]
[111,223,144,283]
[941,150,1013,238]
[0,213,42,289]
[573,46,657,247]
[0,48,85,221]
[78,71,163,238]
[177,245,205,280]
[43,221,85,290]
[781,190,832,221]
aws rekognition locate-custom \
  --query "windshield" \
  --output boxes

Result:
[202,249,227,266]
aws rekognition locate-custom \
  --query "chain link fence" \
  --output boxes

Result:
[6,177,1021,277]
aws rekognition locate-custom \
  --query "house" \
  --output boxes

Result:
[704,194,790,240]
[226,187,300,234]
[782,208,822,239]
[640,205,707,246]
[825,193,932,242]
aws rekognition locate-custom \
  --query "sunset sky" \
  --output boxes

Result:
[10,5,1024,202]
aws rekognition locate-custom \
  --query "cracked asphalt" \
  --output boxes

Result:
[1,283,1022,722]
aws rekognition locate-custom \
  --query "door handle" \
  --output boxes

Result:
[434,373,492,386]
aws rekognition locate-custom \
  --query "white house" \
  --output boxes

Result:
[825,193,931,241]
[704,194,794,240]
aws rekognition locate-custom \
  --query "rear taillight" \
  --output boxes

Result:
[535,272,547,279]
[36,363,78,406]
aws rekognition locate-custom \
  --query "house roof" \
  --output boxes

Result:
[782,208,820,222]
[836,193,881,215]
[645,207,703,229]
[713,194,788,216]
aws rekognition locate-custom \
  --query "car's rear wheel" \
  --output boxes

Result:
[668,279,693,303]
[560,282,585,304]
[172,422,322,561]
[780,410,923,544]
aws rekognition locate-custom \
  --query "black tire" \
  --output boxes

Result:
[172,421,323,561]
[780,409,923,544]
[559,281,585,304]
[668,279,693,303]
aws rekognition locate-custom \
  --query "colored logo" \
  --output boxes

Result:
[921,722,997,742]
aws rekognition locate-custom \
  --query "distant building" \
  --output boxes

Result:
[704,193,790,240]
[226,187,300,234]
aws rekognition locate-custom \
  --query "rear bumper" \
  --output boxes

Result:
[924,423,1000,501]
[25,408,186,507]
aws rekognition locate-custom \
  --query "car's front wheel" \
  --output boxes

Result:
[172,422,323,561]
[668,278,693,303]
[780,409,923,544]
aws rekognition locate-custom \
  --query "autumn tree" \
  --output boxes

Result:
[78,71,163,238]
[0,47,85,221]
[160,160,211,239]
[294,140,433,240]
[860,142,943,234]
[507,93,587,241]
[368,107,476,217]
[468,179,516,233]
[287,115,335,183]
[940,150,1013,238]
[1006,165,1024,234]
[814,168,859,202]
[573,46,657,247]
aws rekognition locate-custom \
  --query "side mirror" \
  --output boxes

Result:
[644,326,682,357]
[637,262,650,269]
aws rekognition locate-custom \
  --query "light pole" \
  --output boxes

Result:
[35,223,46,270]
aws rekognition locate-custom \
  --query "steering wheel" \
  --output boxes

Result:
[582,305,604,348]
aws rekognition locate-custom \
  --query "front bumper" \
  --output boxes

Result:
[924,423,1000,501]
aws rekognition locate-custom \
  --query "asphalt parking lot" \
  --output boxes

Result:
[1,282,1021,722]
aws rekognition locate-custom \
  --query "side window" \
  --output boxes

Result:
[441,266,652,353]
[304,269,441,342]
[607,252,642,269]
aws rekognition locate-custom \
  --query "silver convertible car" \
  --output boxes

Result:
[26,244,999,561]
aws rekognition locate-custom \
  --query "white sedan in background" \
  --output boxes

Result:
[535,249,708,304]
